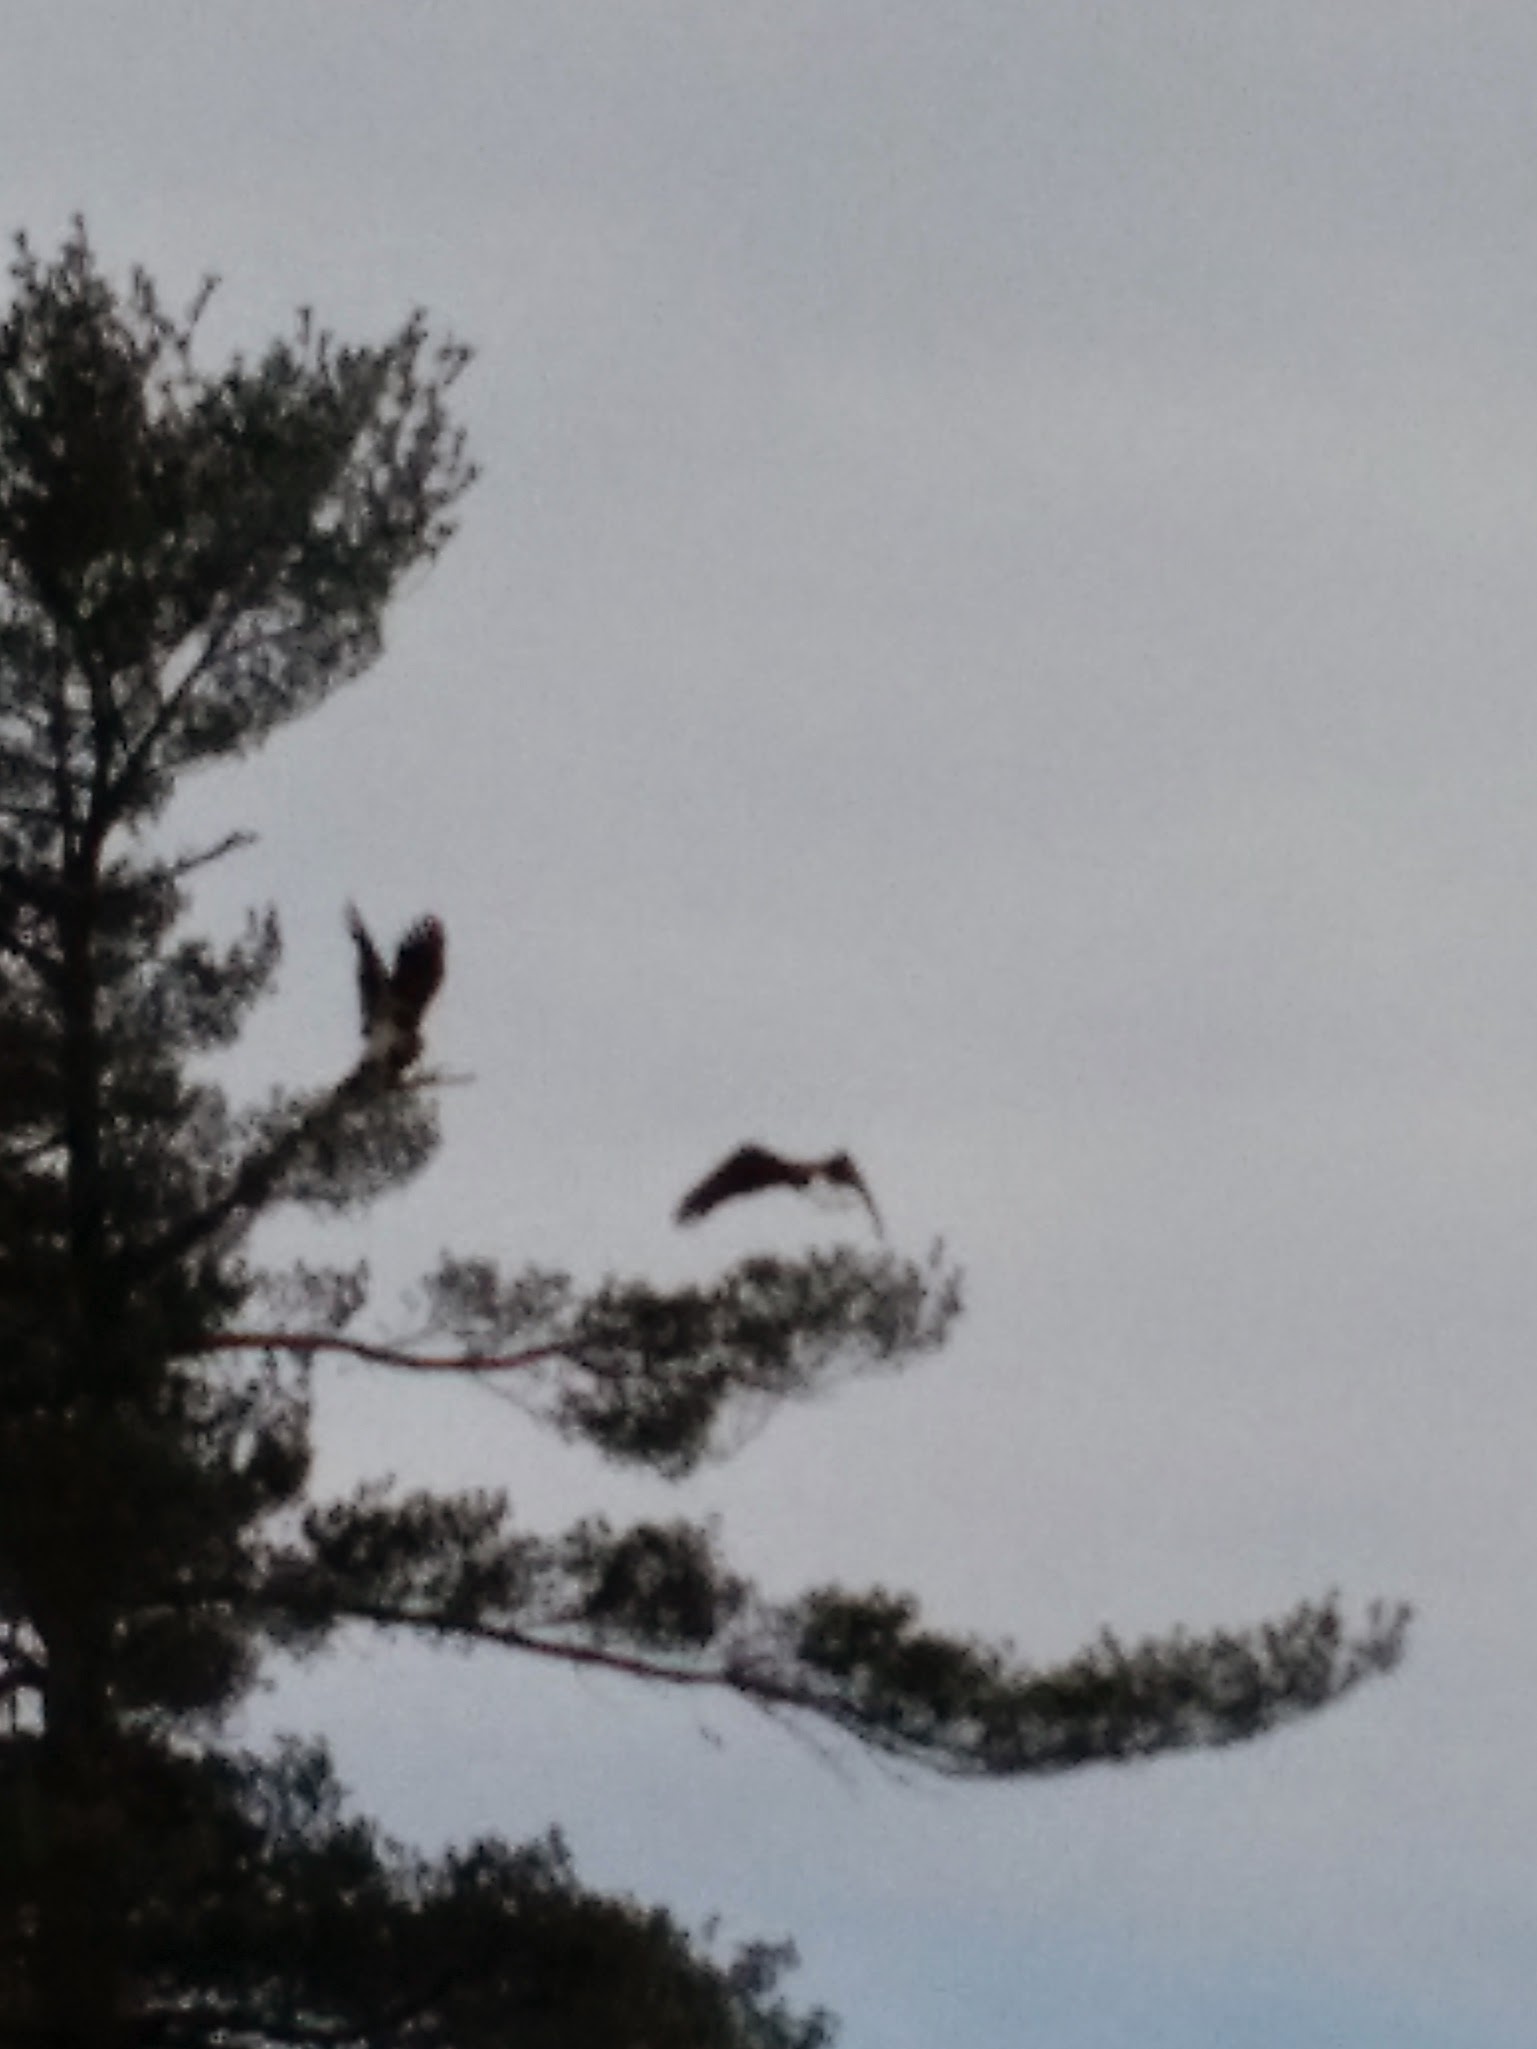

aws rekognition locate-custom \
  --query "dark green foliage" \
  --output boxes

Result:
[0,224,472,824]
[579,1519,745,1647]
[788,1587,1409,1771]
[0,227,1407,2049]
[421,1243,963,1473]
[0,1736,832,2049]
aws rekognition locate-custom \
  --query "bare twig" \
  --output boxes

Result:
[202,1329,576,1376]
[163,831,258,881]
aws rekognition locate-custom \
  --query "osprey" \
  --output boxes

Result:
[347,905,446,1077]
[675,1144,884,1235]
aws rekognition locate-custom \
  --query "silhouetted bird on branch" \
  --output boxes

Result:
[347,905,446,1078]
[675,1144,884,1235]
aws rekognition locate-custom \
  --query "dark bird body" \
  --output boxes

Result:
[347,906,446,1076]
[675,1144,883,1234]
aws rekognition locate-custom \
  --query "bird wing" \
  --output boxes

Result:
[346,905,388,1030]
[675,1144,790,1223]
[390,916,446,1024]
[823,1152,884,1235]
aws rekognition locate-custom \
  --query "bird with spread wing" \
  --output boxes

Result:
[675,1144,884,1235]
[347,905,446,1078]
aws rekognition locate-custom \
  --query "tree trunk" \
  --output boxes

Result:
[35,1609,124,2049]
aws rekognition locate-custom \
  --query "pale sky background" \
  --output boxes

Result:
[7,4,1537,2043]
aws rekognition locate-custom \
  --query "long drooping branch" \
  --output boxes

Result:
[142,1490,1411,1782]
[211,1563,1414,1780]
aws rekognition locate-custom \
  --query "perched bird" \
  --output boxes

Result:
[346,905,446,1077]
[675,1144,884,1234]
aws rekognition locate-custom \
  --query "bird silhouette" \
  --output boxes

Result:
[675,1144,883,1234]
[347,905,445,1077]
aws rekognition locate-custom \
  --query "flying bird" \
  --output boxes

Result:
[675,1144,884,1234]
[347,905,446,1077]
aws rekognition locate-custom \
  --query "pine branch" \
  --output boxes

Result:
[162,829,258,881]
[244,1578,1411,1778]
[208,1493,1411,1781]
[122,1071,382,1285]
[106,594,268,817]
[202,1329,580,1377]
[403,1244,963,1473]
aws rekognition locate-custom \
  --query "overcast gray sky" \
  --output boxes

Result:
[8,4,1537,2042]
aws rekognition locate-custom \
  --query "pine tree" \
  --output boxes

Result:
[0,225,1408,2049]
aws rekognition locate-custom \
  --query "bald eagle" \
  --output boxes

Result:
[675,1144,883,1235]
[347,905,445,1078]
